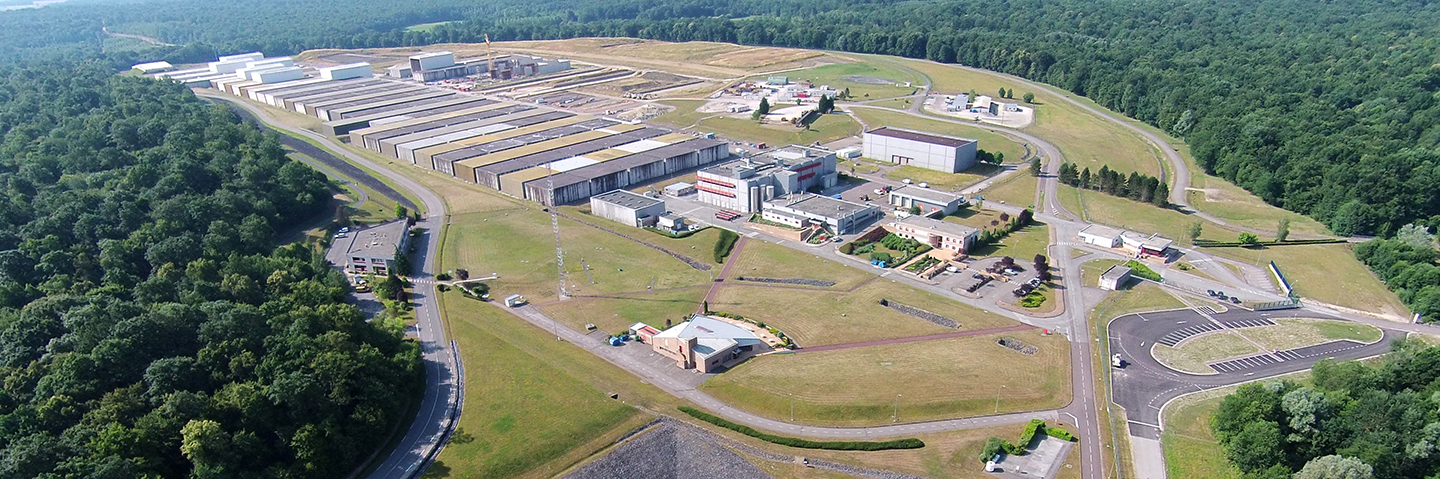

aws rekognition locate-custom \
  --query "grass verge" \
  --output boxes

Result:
[678,407,925,451]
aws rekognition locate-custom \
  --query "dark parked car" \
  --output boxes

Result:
[1207,289,1216,297]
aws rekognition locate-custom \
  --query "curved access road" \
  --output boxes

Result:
[199,92,459,479]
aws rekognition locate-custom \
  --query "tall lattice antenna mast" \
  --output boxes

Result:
[546,162,567,340]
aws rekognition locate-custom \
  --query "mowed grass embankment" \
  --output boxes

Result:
[977,169,1039,209]
[971,223,1050,263]
[441,208,713,302]
[771,62,920,100]
[537,287,707,336]
[1204,243,1410,320]
[728,239,876,290]
[430,293,655,479]
[708,279,1018,347]
[701,329,1069,427]
[848,107,1028,161]
[883,164,1003,192]
[1161,388,1244,479]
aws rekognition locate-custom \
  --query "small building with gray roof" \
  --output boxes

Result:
[761,193,881,235]
[893,215,981,254]
[340,219,411,276]
[590,189,667,227]
[888,185,966,215]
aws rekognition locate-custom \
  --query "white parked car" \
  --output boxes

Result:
[902,178,913,184]
[918,182,929,188]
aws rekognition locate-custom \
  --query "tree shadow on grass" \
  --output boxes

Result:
[421,461,451,478]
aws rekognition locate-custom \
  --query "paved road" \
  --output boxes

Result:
[1107,307,1407,439]
[199,92,459,479]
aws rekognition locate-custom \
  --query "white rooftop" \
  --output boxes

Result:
[653,316,764,352]
[614,139,669,153]
[131,61,172,72]
[1080,224,1125,239]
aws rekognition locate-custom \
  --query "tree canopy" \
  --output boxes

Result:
[0,63,421,478]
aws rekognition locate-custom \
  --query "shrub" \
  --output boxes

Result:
[839,242,855,254]
[1017,419,1046,447]
[855,243,875,254]
[455,269,469,280]
[1047,426,1077,442]
[436,272,452,281]
[1020,292,1046,308]
[678,406,924,451]
[870,252,893,263]
[714,229,740,263]
[1124,260,1163,282]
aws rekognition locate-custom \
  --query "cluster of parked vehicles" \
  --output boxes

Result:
[1013,277,1044,297]
[1207,289,1243,304]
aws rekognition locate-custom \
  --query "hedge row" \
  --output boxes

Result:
[677,406,925,451]
[1193,238,1346,247]
[978,419,1077,463]
[1124,260,1163,282]
[714,229,740,263]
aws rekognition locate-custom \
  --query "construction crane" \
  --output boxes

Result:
[484,34,495,79]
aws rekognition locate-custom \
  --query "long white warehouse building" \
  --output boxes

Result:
[862,127,978,173]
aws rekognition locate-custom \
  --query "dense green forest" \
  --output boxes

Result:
[3,0,1439,238]
[0,63,421,478]
[1212,340,1440,479]
[1355,229,1440,321]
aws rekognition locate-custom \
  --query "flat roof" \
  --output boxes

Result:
[1101,265,1132,281]
[866,126,975,148]
[548,139,726,188]
[898,215,979,238]
[472,127,667,177]
[1080,224,1126,240]
[766,193,873,219]
[890,185,962,205]
[411,51,453,60]
[592,189,664,210]
[344,220,408,261]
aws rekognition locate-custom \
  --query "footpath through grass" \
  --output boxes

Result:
[701,329,1069,427]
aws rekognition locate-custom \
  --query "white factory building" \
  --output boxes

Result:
[888,185,966,215]
[761,193,880,235]
[862,127,979,173]
[320,63,374,81]
[696,145,839,213]
[589,189,667,228]
[389,51,570,82]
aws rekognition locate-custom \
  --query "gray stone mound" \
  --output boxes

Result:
[564,421,772,479]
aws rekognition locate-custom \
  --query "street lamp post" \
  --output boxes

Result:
[790,393,794,422]
[995,385,1007,413]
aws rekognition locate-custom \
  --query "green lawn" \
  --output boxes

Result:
[441,209,713,302]
[1059,185,1232,243]
[709,279,1017,347]
[430,294,645,479]
[1162,392,1242,479]
[769,62,921,100]
[693,113,861,147]
[866,97,913,109]
[537,287,707,336]
[1094,281,1186,319]
[1203,243,1411,320]
[649,99,710,129]
[837,158,881,174]
[849,107,1027,162]
[972,223,1050,262]
[729,239,876,290]
[1238,318,1383,351]
[883,164,1003,193]
[978,170,1040,209]
[701,329,1069,426]
[1152,332,1259,374]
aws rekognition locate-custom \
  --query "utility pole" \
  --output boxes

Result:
[790,393,794,422]
[547,162,566,341]
[893,394,901,423]
[995,385,1007,413]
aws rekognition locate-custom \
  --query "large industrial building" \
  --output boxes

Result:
[760,194,880,235]
[590,190,667,227]
[695,146,838,213]
[862,127,979,173]
[158,50,728,208]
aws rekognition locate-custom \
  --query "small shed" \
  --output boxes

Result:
[504,294,526,307]
[1099,265,1133,291]
[629,322,661,343]
[664,182,697,196]
[658,214,686,231]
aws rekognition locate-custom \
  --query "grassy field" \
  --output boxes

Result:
[1095,281,1186,319]
[1239,318,1383,351]
[1080,259,1124,288]
[978,170,1040,209]
[729,239,876,290]
[1152,332,1259,374]
[405,21,456,32]
[1059,185,1235,243]
[537,287,707,336]
[867,97,914,109]
[849,107,1027,162]
[649,100,710,129]
[972,223,1050,262]
[944,207,1007,229]
[430,294,647,479]
[872,56,1162,177]
[701,329,1069,426]
[837,158,881,174]
[883,164,1003,193]
[1161,390,1243,479]
[690,113,861,147]
[441,209,713,302]
[709,279,1018,347]
[491,38,840,77]
[1203,243,1410,320]
[770,62,921,100]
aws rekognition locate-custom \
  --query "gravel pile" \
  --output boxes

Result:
[998,337,1039,355]
[564,420,771,479]
[735,276,837,287]
[879,299,960,329]
[555,211,711,271]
